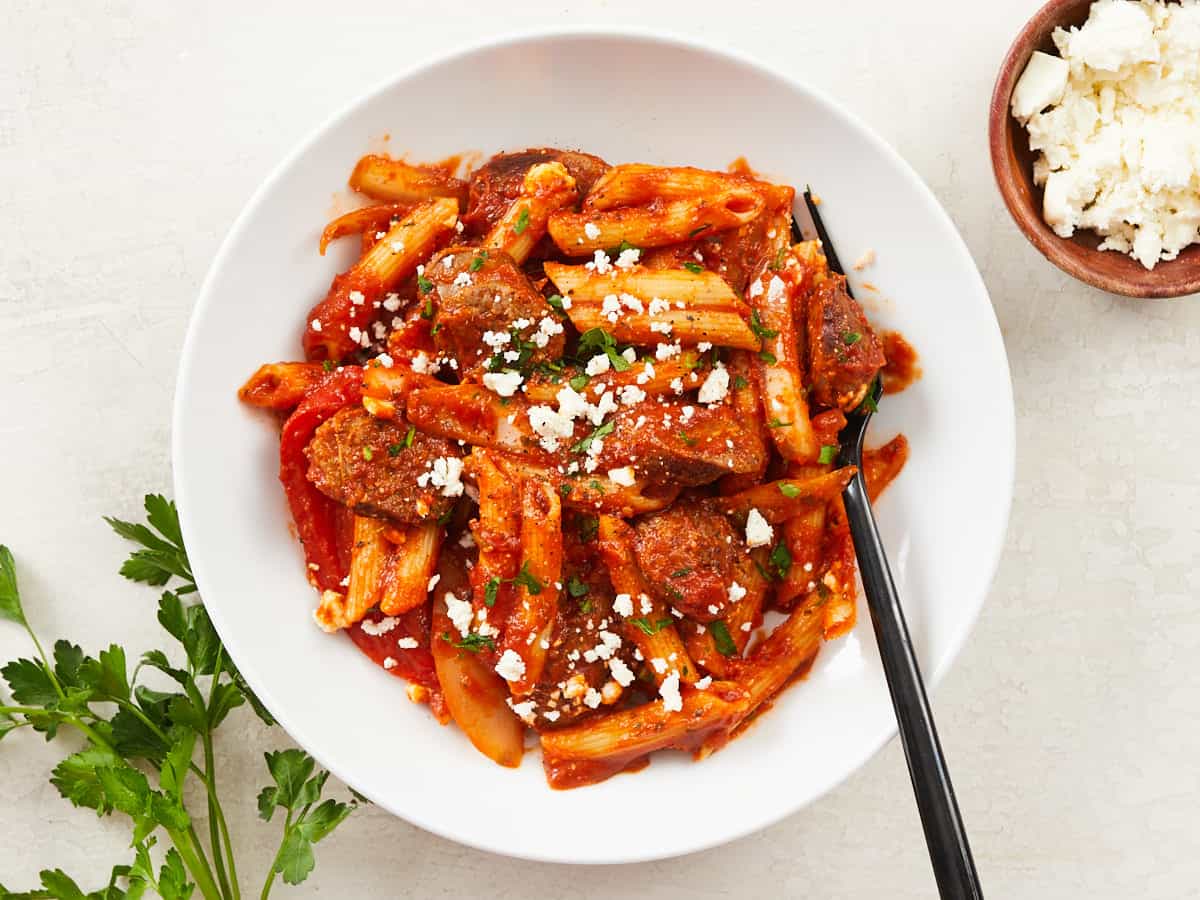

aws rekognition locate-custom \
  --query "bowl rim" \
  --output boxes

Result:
[173,23,1016,863]
[989,0,1200,299]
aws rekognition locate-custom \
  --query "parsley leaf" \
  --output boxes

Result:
[683,262,704,274]
[749,310,779,342]
[484,577,500,608]
[688,223,711,238]
[571,419,615,455]
[577,515,599,543]
[759,350,777,365]
[630,617,673,635]
[779,482,801,498]
[511,562,543,596]
[769,543,793,580]
[818,445,839,465]
[469,250,489,272]
[569,374,589,392]
[361,446,374,461]
[710,621,737,656]
[670,567,693,578]
[566,575,589,598]
[546,293,566,314]
[767,418,792,428]
[387,443,403,457]
[417,273,434,293]
[843,331,862,346]
[0,545,26,625]
[442,631,496,653]
[513,206,530,235]
[733,375,749,390]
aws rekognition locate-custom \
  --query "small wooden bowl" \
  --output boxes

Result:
[989,0,1200,298]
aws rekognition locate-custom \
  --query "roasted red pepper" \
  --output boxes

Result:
[278,366,363,591]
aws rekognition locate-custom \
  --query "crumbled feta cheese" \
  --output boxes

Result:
[728,581,747,603]
[543,709,561,722]
[1016,0,1200,268]
[410,351,440,375]
[650,657,668,674]
[532,316,564,348]
[445,592,473,637]
[659,671,682,712]
[417,456,465,497]
[528,405,575,452]
[509,699,537,722]
[310,319,322,332]
[347,326,362,344]
[382,293,402,312]
[608,657,635,687]
[396,636,419,649]
[767,276,786,303]
[607,466,636,486]
[745,508,774,547]
[748,278,765,298]
[697,364,730,404]
[695,675,712,690]
[348,290,366,306]
[617,384,646,406]
[585,352,611,376]
[483,370,523,397]
[697,341,713,352]
[426,574,440,593]
[495,649,527,682]
[361,616,399,636]
[615,248,641,269]
[648,296,671,316]
[583,687,603,709]
[588,250,613,274]
[613,593,634,617]
[584,222,601,240]
[555,385,589,421]
[656,342,682,361]
[669,377,684,394]
[587,390,617,426]
[640,594,654,615]
[636,361,655,385]
[482,330,511,350]
[383,656,398,670]
[649,320,673,334]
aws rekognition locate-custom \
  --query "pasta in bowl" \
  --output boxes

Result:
[237,149,915,789]
[174,30,1012,862]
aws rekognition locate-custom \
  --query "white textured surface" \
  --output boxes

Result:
[1,0,1198,897]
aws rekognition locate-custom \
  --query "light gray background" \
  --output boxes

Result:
[2,1,1197,897]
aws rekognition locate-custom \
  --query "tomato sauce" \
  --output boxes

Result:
[881,330,921,394]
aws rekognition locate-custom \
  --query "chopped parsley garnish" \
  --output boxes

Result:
[559,482,573,497]
[677,431,697,447]
[710,621,737,656]
[767,418,792,428]
[387,443,404,457]
[420,297,434,319]
[630,617,673,635]
[670,567,693,578]
[688,223,712,238]
[578,598,594,614]
[759,350,777,365]
[733,375,749,390]
[468,250,489,272]
[578,515,599,543]
[749,310,779,342]
[566,575,589,598]
[404,425,416,448]
[513,206,530,235]
[546,293,566,315]
[770,245,787,271]
[855,377,881,414]
[769,542,793,579]
[443,631,495,653]
[571,419,615,455]
[511,561,543,595]
[430,321,442,335]
[576,327,631,372]
[843,331,862,346]
[322,359,335,372]
[417,273,434,294]
[778,482,801,498]
[607,239,640,257]
[663,584,684,602]
[683,261,704,274]
[588,479,605,493]
[569,374,590,392]
[818,444,839,464]
[361,446,374,461]
[484,577,500,608]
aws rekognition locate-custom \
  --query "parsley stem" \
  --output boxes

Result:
[23,621,66,702]
[260,808,293,900]
[168,825,225,900]
[204,650,241,900]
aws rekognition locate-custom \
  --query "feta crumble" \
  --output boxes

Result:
[745,508,774,547]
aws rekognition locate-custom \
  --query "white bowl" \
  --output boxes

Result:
[174,29,1014,864]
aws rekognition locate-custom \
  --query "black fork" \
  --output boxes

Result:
[792,193,983,900]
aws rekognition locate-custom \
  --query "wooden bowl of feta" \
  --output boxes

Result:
[990,0,1200,298]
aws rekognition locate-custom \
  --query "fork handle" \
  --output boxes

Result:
[842,471,984,900]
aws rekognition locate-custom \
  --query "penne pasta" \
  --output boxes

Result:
[820,496,858,639]
[748,255,820,462]
[482,161,577,264]
[596,515,697,684]
[522,353,708,406]
[314,515,388,631]
[319,202,415,255]
[543,263,759,350]
[379,522,442,615]
[303,198,459,362]
[238,362,329,411]
[712,469,856,523]
[499,480,563,695]
[464,450,522,619]
[548,191,765,255]
[349,154,468,207]
[489,452,679,517]
[583,163,771,211]
[407,385,539,455]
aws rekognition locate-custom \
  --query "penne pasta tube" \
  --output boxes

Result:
[464,450,522,619]
[499,480,563,695]
[583,163,772,211]
[540,681,750,789]
[303,198,459,362]
[522,353,708,406]
[430,551,524,768]
[749,258,820,462]
[314,515,388,631]
[548,191,765,255]
[482,161,577,265]
[407,385,539,455]
[319,202,415,255]
[490,453,679,517]
[820,496,858,639]
[379,522,442,615]
[596,515,697,683]
[712,469,856,523]
[543,263,759,350]
[349,154,468,207]
[238,362,329,411]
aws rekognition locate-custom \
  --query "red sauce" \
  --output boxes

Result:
[881,331,921,395]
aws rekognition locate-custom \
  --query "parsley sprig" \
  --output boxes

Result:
[0,496,358,899]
